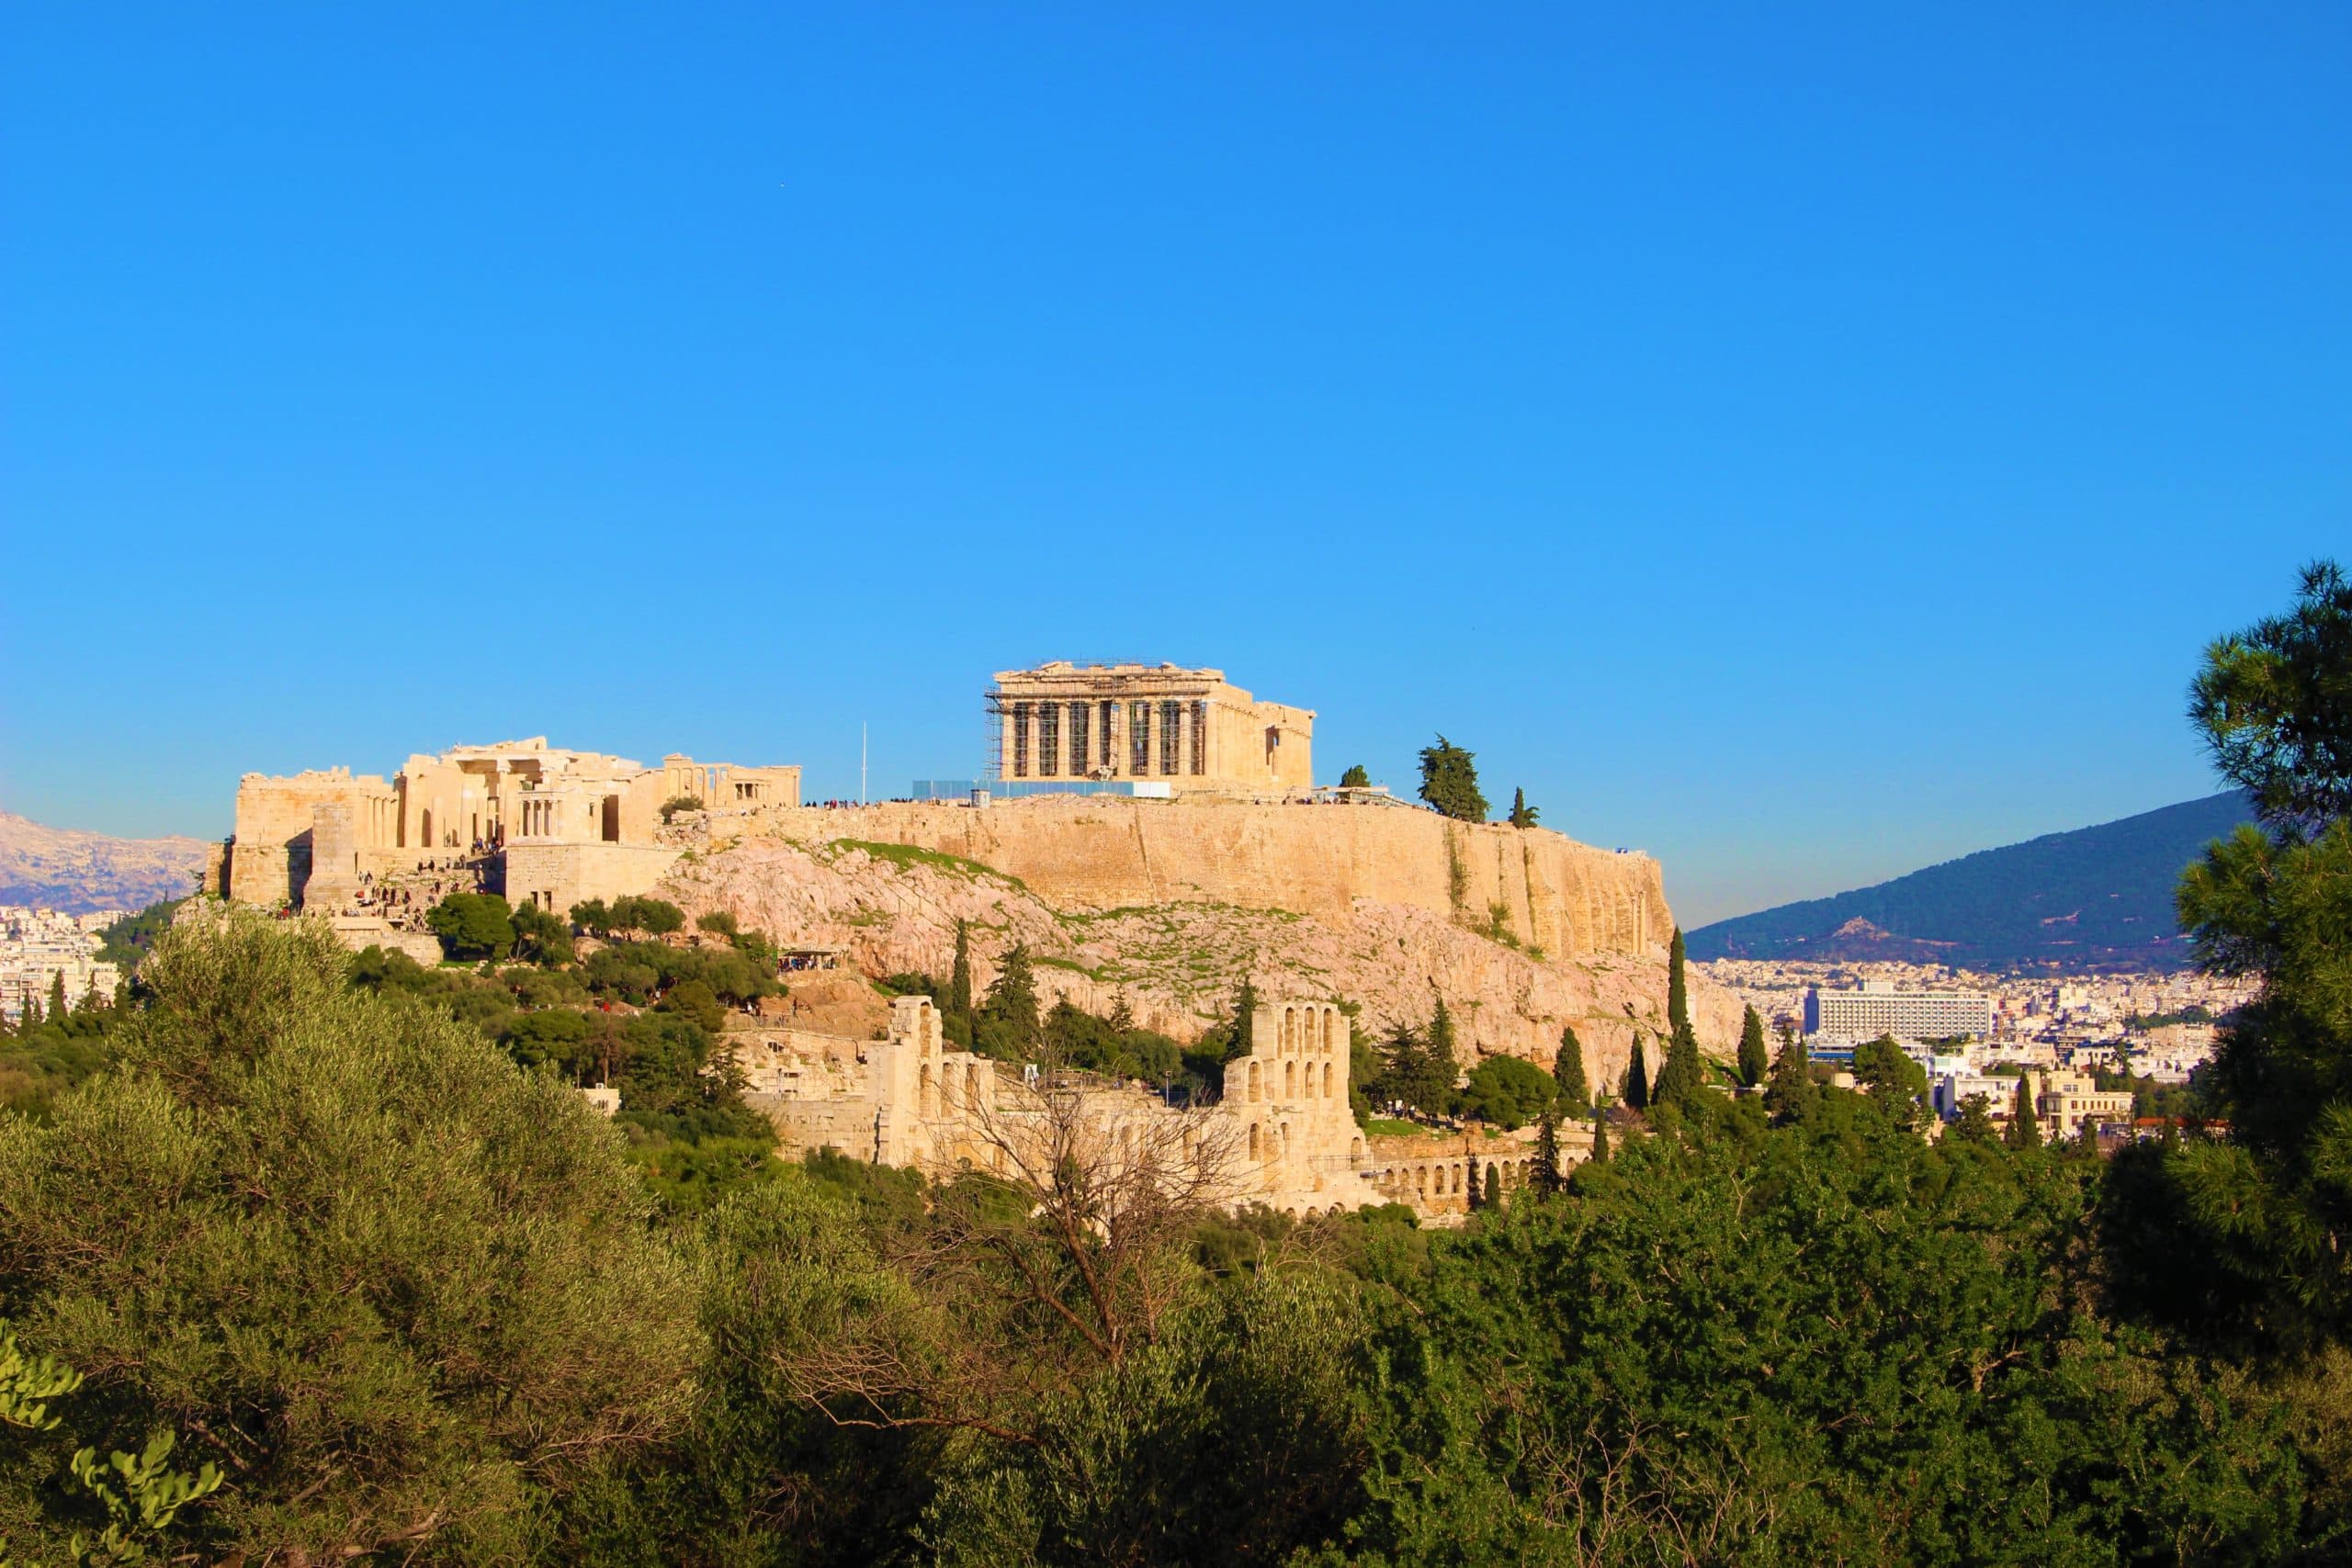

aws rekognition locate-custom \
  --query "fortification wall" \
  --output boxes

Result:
[745,798,1669,960]
[504,842,684,916]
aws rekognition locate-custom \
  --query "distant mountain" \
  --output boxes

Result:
[0,809,211,915]
[1688,792,2259,972]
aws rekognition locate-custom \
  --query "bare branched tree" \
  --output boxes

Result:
[776,1058,1250,1445]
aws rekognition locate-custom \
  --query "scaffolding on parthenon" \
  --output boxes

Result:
[984,660,1303,795]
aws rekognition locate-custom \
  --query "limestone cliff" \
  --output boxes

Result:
[737,797,1670,961]
[661,831,1743,1092]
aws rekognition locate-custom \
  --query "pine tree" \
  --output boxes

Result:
[1484,1163,1502,1209]
[948,919,973,1025]
[1623,1034,1649,1111]
[2007,1075,2043,1150]
[1590,1105,1611,1163]
[979,942,1042,1054]
[1383,1023,1430,1116]
[1532,1111,1562,1197]
[1108,992,1135,1033]
[1764,1023,1815,1122]
[1736,1005,1770,1089]
[1552,1025,1589,1112]
[1417,736,1489,823]
[1509,788,1539,829]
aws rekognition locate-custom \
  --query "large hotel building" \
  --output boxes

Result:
[1805,981,1994,1043]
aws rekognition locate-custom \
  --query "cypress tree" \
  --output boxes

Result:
[2007,1074,2043,1150]
[948,918,973,1025]
[1736,1005,1770,1089]
[1590,1105,1611,1163]
[1464,1149,1482,1211]
[22,994,40,1029]
[1508,788,1539,829]
[48,971,68,1025]
[1667,928,1690,1038]
[1425,995,1459,1111]
[1229,975,1259,1060]
[1657,1021,1702,1110]
[1484,1163,1502,1209]
[1764,1023,1815,1122]
[1532,1111,1562,1197]
[1552,1024,1589,1112]
[1623,1035,1649,1111]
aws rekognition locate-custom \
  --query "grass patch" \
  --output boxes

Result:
[1363,1116,1435,1139]
[1034,953,1102,980]
[827,839,1025,889]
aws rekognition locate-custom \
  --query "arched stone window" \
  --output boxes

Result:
[920,1064,935,1120]
[1249,1122,1261,1159]
[966,1064,979,1107]
[1321,1009,1335,1055]
[1351,1137,1364,1161]
[1283,1007,1296,1053]
[1322,1062,1333,1099]
[1249,1062,1261,1102]
[1285,1060,1296,1098]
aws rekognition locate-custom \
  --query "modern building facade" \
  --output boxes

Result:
[1805,981,1994,1043]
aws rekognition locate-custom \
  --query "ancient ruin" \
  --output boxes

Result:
[216,739,797,954]
[988,662,1315,795]
[740,990,1566,1219]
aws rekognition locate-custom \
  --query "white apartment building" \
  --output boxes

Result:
[1805,981,1994,1043]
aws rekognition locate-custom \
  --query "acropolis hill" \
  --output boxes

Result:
[213,662,1735,1081]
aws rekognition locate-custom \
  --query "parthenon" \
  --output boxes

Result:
[988,662,1314,795]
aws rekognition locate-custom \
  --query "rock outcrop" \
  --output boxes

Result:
[736,797,1671,962]
[662,834,1742,1091]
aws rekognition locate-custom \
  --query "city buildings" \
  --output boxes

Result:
[1804,980,1994,1043]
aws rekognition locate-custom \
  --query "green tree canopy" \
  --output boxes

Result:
[1459,1055,1556,1130]
[976,942,1043,1059]
[426,891,516,960]
[2188,558,2352,827]
[1339,763,1371,789]
[1417,736,1488,822]
[1508,787,1538,829]
[1736,1004,1770,1088]
[1551,1024,1590,1112]
[0,909,694,1561]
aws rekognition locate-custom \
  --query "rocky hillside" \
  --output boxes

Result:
[662,836,1741,1091]
[0,809,210,915]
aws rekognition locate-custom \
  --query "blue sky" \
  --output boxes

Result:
[2,4,2344,926]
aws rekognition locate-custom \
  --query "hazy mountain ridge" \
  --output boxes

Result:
[0,809,211,915]
[1688,791,2258,971]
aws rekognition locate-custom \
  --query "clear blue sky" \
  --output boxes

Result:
[2,4,2345,926]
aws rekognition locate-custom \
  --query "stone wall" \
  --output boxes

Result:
[745,797,1668,961]
[504,842,684,916]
